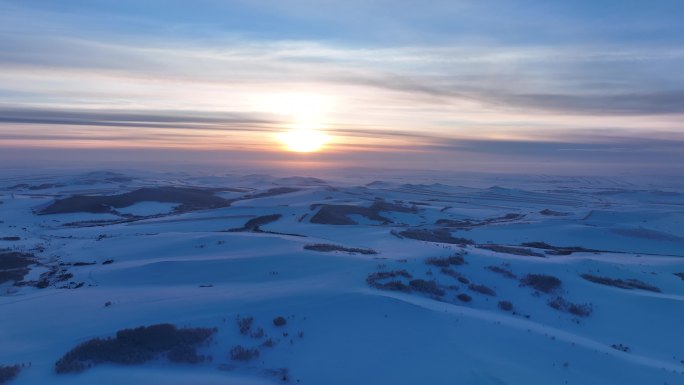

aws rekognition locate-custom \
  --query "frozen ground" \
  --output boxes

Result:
[1,169,683,384]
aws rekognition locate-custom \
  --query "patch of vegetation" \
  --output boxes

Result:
[0,237,20,241]
[539,209,569,216]
[0,365,21,385]
[498,301,514,311]
[425,254,466,267]
[440,267,462,279]
[486,265,517,279]
[55,324,216,373]
[16,265,76,289]
[242,187,299,200]
[675,273,684,281]
[310,204,391,225]
[580,274,661,292]
[370,199,418,213]
[610,343,630,353]
[273,317,287,327]
[0,251,35,285]
[250,327,265,339]
[456,293,472,302]
[548,297,592,317]
[229,345,260,361]
[237,316,254,335]
[304,244,377,255]
[520,274,562,293]
[240,214,282,231]
[408,279,445,297]
[41,187,230,215]
[521,242,599,255]
[366,270,413,292]
[477,245,545,257]
[468,284,496,296]
[399,229,474,245]
[0,251,35,270]
[263,367,290,383]
[436,213,524,228]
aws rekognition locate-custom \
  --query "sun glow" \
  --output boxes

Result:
[278,126,330,153]
[255,92,333,153]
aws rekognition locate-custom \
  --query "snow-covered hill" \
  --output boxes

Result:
[1,170,683,385]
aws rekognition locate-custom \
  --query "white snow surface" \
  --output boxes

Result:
[1,170,683,384]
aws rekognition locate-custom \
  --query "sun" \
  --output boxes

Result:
[255,92,333,153]
[278,126,330,153]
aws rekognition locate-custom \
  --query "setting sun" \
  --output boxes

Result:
[279,127,330,152]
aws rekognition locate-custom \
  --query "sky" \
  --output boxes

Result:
[1,0,683,174]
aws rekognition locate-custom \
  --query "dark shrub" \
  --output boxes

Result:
[167,345,206,364]
[520,274,562,293]
[610,343,630,353]
[398,229,474,245]
[367,270,413,292]
[273,317,287,327]
[242,214,282,231]
[237,316,254,335]
[0,251,34,284]
[486,266,516,279]
[675,272,684,281]
[229,345,259,361]
[548,297,592,317]
[409,279,445,297]
[40,186,230,215]
[477,245,545,258]
[304,244,377,255]
[0,365,20,385]
[456,293,472,302]
[521,242,597,255]
[0,251,34,270]
[376,280,410,291]
[262,338,276,348]
[250,327,264,339]
[55,324,216,374]
[457,276,470,285]
[498,300,514,311]
[468,284,496,296]
[581,274,660,292]
[425,254,466,267]
[440,267,461,279]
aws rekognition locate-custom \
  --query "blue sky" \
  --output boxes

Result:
[1,0,683,174]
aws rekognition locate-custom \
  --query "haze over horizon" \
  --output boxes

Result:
[1,0,683,174]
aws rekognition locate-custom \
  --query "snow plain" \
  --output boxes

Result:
[1,170,683,384]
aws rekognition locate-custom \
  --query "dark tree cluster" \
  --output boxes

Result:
[304,244,377,255]
[580,274,661,292]
[273,316,287,327]
[366,270,413,292]
[498,300,514,311]
[520,274,562,293]
[548,297,592,317]
[468,283,496,296]
[486,265,517,279]
[229,345,260,361]
[425,254,466,267]
[237,316,254,335]
[409,279,445,297]
[456,293,472,302]
[55,324,216,374]
[0,365,21,385]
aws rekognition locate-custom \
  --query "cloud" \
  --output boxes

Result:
[0,106,277,130]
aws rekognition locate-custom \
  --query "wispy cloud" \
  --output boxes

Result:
[1,0,683,173]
